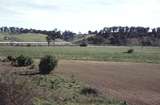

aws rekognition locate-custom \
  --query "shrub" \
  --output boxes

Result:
[80,42,88,47]
[15,55,33,67]
[120,101,128,105]
[0,74,34,105]
[7,56,16,61]
[126,49,134,54]
[27,44,31,47]
[1,56,16,63]
[39,55,58,74]
[29,64,36,70]
[1,58,9,62]
[80,87,98,96]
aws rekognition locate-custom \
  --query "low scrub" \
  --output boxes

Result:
[126,49,134,54]
[80,86,98,96]
[0,74,34,105]
[124,48,134,54]
[0,56,16,63]
[0,83,33,105]
[39,55,58,74]
[7,55,16,61]
[80,42,88,47]
[15,55,33,67]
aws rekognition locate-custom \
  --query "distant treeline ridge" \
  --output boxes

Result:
[0,26,160,46]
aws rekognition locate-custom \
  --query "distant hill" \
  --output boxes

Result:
[0,32,47,42]
[72,34,95,44]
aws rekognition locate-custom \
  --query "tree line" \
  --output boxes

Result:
[1,26,160,46]
[87,26,160,46]
[0,26,76,42]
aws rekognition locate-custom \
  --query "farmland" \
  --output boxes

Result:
[0,46,159,63]
[1,0,160,105]
[0,33,160,105]
[0,33,47,42]
[0,60,125,105]
[57,60,160,105]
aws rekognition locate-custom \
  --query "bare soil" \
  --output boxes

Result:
[56,60,160,105]
[0,60,160,105]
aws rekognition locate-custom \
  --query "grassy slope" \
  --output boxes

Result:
[0,32,9,41]
[72,34,95,44]
[0,46,160,63]
[0,32,47,42]
[15,33,47,42]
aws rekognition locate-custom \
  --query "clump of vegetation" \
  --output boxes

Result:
[0,73,34,105]
[0,83,33,105]
[1,58,9,62]
[7,55,15,61]
[27,44,31,47]
[121,101,128,105]
[0,67,126,105]
[80,42,88,47]
[15,55,33,67]
[0,56,15,63]
[6,56,17,65]
[39,55,58,74]
[28,64,36,70]
[126,49,134,54]
[80,86,98,96]
[32,75,124,105]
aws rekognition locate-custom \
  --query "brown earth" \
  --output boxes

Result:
[56,60,160,105]
[0,60,160,105]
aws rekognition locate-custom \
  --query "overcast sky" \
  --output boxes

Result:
[0,0,160,33]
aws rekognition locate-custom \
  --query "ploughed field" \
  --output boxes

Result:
[56,60,160,105]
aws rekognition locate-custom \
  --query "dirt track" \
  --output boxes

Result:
[56,60,160,105]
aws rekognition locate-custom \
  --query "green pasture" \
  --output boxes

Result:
[0,46,159,63]
[0,32,47,42]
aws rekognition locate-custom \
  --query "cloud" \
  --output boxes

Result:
[0,0,160,32]
[0,7,20,16]
[19,1,60,11]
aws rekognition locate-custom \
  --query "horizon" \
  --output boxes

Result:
[0,0,160,33]
[0,26,160,34]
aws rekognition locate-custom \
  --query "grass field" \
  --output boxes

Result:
[0,32,9,41]
[0,46,160,63]
[0,32,47,42]
[14,33,47,42]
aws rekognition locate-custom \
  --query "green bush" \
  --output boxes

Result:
[7,56,14,61]
[80,87,98,96]
[39,55,58,74]
[27,44,31,47]
[15,55,33,67]
[80,42,88,47]
[7,56,13,61]
[126,49,134,54]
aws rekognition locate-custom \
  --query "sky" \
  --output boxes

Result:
[0,0,160,33]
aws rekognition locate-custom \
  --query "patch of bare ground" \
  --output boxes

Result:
[0,60,160,105]
[56,60,160,105]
